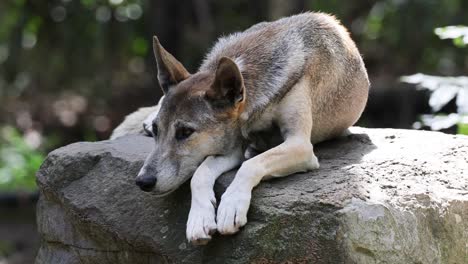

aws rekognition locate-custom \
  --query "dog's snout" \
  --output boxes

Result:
[136,175,157,192]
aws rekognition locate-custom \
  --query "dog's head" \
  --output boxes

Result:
[135,37,245,195]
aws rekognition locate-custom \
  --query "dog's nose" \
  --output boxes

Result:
[135,176,157,192]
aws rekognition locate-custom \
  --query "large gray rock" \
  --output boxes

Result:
[35,128,468,264]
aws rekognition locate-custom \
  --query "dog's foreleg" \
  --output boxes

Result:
[186,148,243,245]
[216,137,319,234]
[217,79,320,234]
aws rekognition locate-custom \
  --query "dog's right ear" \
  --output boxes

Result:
[153,36,190,94]
[206,57,245,110]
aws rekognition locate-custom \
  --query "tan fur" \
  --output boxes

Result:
[112,12,369,244]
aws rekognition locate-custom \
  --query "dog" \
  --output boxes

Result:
[111,12,369,245]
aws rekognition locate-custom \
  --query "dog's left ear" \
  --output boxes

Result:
[206,57,245,109]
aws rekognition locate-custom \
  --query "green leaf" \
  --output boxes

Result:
[458,122,468,135]
[453,37,467,48]
[24,16,42,34]
[434,25,468,48]
[80,0,97,8]
[131,37,148,56]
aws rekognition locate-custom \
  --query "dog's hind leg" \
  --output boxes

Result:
[186,148,243,245]
[110,96,165,139]
[217,78,320,234]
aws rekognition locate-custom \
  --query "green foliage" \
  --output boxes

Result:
[401,74,468,112]
[132,37,148,56]
[1,0,468,147]
[435,26,468,48]
[401,74,468,134]
[402,25,468,135]
[0,240,14,258]
[458,122,468,134]
[0,126,44,191]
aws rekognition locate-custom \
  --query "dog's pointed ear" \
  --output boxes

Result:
[206,57,245,109]
[153,36,190,93]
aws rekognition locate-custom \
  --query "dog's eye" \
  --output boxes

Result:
[152,123,158,137]
[175,127,194,141]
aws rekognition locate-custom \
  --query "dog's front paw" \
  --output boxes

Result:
[186,201,217,245]
[310,153,320,169]
[216,189,251,235]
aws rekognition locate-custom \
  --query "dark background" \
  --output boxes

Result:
[0,0,467,263]
[1,0,468,148]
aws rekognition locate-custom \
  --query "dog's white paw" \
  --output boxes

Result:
[310,154,320,169]
[186,200,217,245]
[216,189,251,235]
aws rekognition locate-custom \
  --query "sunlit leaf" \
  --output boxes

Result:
[401,74,468,113]
[434,26,468,45]
[458,116,468,135]
[429,85,459,112]
[457,88,468,114]
[453,37,467,48]
[421,113,460,130]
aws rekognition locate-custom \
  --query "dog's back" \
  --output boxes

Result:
[112,13,369,144]
[200,12,369,143]
[114,13,370,242]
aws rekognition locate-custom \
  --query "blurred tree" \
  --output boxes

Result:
[0,0,467,153]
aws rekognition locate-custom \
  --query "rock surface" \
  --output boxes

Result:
[35,128,468,264]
